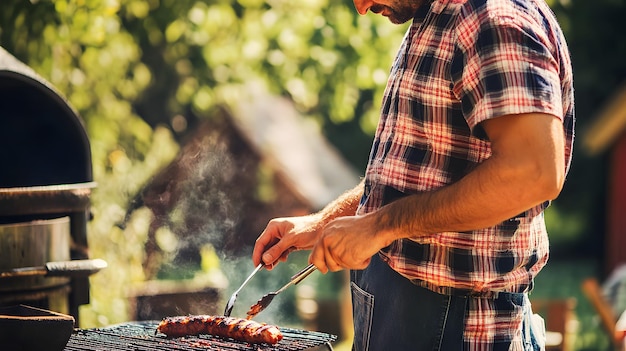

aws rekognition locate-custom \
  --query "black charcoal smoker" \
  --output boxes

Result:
[0,46,105,324]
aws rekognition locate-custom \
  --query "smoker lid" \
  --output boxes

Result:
[0,46,84,133]
[0,46,92,187]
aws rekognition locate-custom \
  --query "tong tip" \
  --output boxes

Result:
[245,303,263,319]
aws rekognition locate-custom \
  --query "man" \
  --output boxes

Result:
[252,0,574,349]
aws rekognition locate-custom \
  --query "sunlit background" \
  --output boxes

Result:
[1,0,625,350]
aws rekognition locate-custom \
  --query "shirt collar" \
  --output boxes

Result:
[431,0,469,14]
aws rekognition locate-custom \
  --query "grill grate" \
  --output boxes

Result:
[64,321,337,351]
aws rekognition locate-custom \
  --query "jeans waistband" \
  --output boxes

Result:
[412,279,528,301]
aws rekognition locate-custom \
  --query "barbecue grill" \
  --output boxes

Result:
[64,321,337,351]
[0,46,98,323]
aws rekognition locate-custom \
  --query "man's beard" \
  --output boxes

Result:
[371,0,426,24]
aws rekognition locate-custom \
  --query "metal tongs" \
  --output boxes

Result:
[246,263,317,320]
[224,263,263,317]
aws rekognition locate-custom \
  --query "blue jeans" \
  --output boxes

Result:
[350,254,545,351]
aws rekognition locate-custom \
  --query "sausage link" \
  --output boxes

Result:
[156,315,283,344]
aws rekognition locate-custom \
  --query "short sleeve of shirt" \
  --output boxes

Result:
[450,7,564,133]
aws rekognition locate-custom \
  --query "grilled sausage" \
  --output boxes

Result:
[156,315,283,344]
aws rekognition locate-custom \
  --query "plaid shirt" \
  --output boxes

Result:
[357,0,574,347]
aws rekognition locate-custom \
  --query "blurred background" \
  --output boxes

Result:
[1,0,625,350]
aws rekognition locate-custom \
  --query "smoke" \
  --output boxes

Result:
[169,138,241,264]
[126,115,320,326]
[145,118,264,269]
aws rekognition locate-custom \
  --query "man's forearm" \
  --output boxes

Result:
[369,113,565,243]
[316,179,364,226]
[373,156,549,240]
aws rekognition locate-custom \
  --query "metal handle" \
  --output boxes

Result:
[290,263,317,285]
[276,264,317,294]
[236,263,263,294]
[0,259,107,278]
[45,259,108,277]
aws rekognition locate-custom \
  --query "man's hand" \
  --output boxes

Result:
[309,212,394,273]
[252,214,323,269]
[251,181,364,270]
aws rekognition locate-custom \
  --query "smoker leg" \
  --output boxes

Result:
[324,342,334,351]
[69,210,92,326]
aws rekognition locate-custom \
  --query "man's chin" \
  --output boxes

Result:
[387,14,412,24]
[371,5,415,24]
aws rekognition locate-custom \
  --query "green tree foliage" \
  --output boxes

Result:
[0,0,407,327]
[1,0,181,326]
[119,0,406,167]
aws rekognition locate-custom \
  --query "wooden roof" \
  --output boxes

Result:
[582,83,626,156]
[228,84,361,210]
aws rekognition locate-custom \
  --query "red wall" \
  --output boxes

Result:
[607,133,626,274]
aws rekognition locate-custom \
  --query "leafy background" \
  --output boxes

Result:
[1,0,626,350]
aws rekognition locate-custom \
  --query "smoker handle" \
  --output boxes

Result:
[0,259,107,278]
[45,259,108,277]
